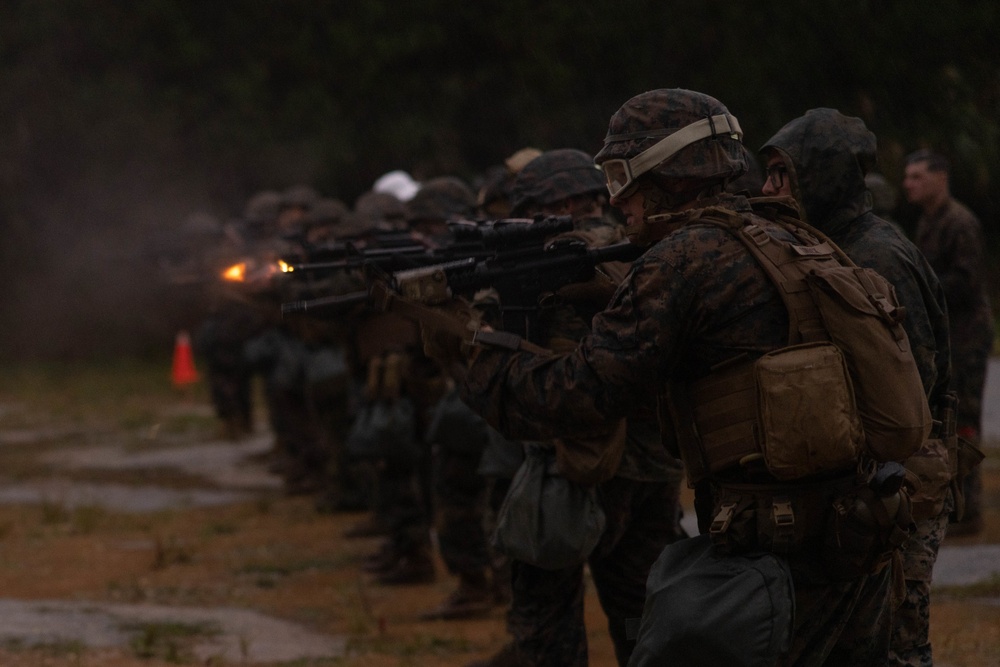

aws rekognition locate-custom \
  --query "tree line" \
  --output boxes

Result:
[1,0,997,357]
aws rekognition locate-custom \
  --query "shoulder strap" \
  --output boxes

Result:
[694,206,837,344]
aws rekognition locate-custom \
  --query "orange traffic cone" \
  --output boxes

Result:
[171,330,199,388]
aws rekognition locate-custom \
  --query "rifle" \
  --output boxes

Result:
[283,238,643,345]
[284,216,575,273]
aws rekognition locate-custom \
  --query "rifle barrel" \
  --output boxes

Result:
[281,290,368,315]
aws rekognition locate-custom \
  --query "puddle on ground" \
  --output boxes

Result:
[0,598,346,663]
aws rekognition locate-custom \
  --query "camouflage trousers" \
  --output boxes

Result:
[889,504,951,667]
[507,476,686,667]
[433,444,489,576]
[206,362,253,432]
[380,443,433,556]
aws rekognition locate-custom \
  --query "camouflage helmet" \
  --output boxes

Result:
[509,148,607,216]
[405,176,476,222]
[475,165,511,209]
[504,147,543,175]
[352,191,407,232]
[304,198,350,228]
[594,88,748,196]
[280,184,320,211]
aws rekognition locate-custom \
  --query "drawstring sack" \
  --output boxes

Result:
[491,443,606,570]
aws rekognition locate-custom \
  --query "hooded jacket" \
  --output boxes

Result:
[761,108,951,407]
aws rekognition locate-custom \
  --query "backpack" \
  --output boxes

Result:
[667,200,931,482]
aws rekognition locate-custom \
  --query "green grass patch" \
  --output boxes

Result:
[0,637,86,658]
[0,358,210,432]
[123,619,221,663]
[348,632,475,660]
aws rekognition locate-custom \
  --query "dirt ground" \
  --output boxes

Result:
[0,360,999,666]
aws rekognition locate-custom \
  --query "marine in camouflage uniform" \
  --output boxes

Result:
[245,184,338,495]
[463,148,686,667]
[285,198,372,512]
[362,177,478,585]
[760,108,952,667]
[456,89,899,666]
[422,149,551,620]
[195,190,283,441]
[474,147,544,219]
[904,149,994,536]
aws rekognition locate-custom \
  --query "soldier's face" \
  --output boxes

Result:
[762,155,792,197]
[903,161,946,208]
[609,188,646,235]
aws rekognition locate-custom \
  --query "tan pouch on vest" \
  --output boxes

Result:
[755,342,864,480]
[903,438,952,522]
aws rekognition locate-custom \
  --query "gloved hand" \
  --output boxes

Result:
[420,297,484,366]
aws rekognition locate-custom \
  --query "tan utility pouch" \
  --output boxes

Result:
[755,342,864,480]
[678,343,862,482]
[904,438,952,522]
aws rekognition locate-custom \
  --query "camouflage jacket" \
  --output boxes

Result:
[915,197,994,350]
[541,216,678,483]
[461,195,791,478]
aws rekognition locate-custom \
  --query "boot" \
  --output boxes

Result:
[344,514,390,539]
[419,571,493,620]
[376,547,436,585]
[491,563,512,606]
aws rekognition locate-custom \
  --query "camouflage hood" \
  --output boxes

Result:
[760,108,875,237]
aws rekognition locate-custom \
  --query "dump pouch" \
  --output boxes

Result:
[629,534,793,667]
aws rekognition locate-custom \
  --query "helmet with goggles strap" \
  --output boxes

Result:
[594,89,749,198]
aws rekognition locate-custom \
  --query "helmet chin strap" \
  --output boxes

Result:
[628,180,728,246]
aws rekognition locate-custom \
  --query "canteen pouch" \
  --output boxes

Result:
[903,437,952,522]
[823,476,912,580]
[953,435,986,520]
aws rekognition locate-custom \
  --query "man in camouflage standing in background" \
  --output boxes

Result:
[465,147,686,667]
[904,149,993,537]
